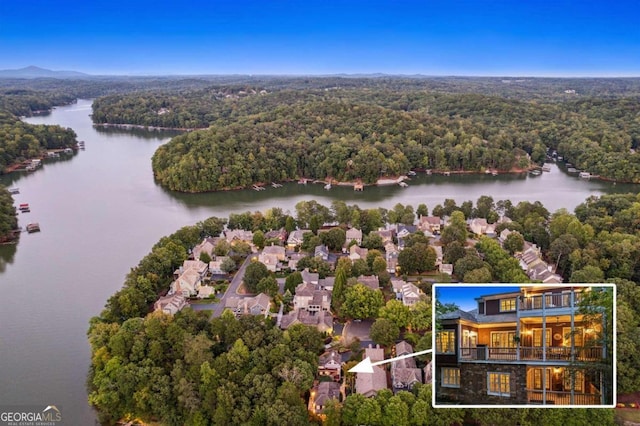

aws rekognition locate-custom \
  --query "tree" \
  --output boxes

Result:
[409,300,432,331]
[362,232,384,250]
[440,211,467,247]
[443,240,465,264]
[379,299,411,329]
[252,230,266,249]
[463,266,493,283]
[416,203,429,217]
[198,251,212,264]
[341,284,384,320]
[199,216,227,238]
[257,276,278,297]
[398,243,436,275]
[220,257,236,273]
[321,227,347,251]
[332,263,348,312]
[285,271,302,294]
[243,261,269,293]
[503,232,524,254]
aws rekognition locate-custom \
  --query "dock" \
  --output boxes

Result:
[252,185,265,191]
[271,182,282,188]
[354,182,364,191]
[398,181,408,187]
[19,203,30,212]
[8,188,19,195]
[26,223,40,233]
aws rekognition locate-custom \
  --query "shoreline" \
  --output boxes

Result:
[94,123,205,132]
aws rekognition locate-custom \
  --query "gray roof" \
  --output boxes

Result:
[438,307,517,324]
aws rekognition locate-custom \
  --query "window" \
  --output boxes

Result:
[500,298,516,312]
[533,329,552,347]
[532,368,551,390]
[491,331,516,348]
[563,327,584,347]
[441,367,460,388]
[488,372,511,397]
[436,330,455,354]
[563,369,584,392]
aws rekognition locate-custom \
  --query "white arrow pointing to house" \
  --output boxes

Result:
[349,348,433,373]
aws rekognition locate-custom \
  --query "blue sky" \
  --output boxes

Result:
[436,285,521,311]
[1,0,639,76]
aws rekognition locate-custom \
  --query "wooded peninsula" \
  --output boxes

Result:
[88,194,639,425]
[88,79,640,192]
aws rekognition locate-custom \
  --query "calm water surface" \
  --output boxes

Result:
[0,99,636,423]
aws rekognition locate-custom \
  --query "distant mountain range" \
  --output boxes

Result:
[0,66,90,79]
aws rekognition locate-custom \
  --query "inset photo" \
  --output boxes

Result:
[432,284,615,408]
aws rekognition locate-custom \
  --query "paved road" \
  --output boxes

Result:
[211,254,257,317]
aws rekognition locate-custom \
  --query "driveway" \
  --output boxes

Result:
[210,254,257,317]
[342,319,373,344]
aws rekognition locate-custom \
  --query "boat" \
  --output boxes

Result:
[271,182,282,188]
[398,181,408,187]
[443,171,450,176]
[63,148,73,154]
[324,183,332,190]
[19,203,30,212]
[407,170,416,176]
[579,172,591,179]
[425,169,432,175]
[492,171,498,176]
[298,178,308,185]
[542,165,551,172]
[8,187,19,195]
[47,151,60,158]
[26,223,40,233]
[252,185,265,191]
[530,170,542,176]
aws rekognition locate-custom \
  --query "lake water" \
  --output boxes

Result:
[0,99,635,424]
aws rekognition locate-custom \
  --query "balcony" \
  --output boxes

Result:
[520,292,582,311]
[527,390,602,405]
[460,346,603,362]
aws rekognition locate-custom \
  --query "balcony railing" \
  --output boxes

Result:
[527,390,602,405]
[520,292,582,311]
[460,346,602,362]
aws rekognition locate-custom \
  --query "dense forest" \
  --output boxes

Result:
[88,193,640,425]
[0,90,78,173]
[0,186,18,242]
[89,81,640,191]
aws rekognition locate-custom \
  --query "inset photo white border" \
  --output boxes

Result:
[431,283,616,409]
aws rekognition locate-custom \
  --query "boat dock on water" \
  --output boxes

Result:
[8,188,19,195]
[19,203,30,212]
[26,223,40,233]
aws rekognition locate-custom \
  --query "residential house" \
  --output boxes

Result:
[469,218,489,236]
[287,229,310,249]
[265,228,288,244]
[258,244,286,272]
[154,293,188,315]
[357,275,380,291]
[311,381,341,415]
[418,216,442,234]
[349,245,368,261]
[319,276,335,291]
[385,242,399,274]
[225,229,254,244]
[517,243,563,283]
[301,268,320,286]
[356,344,388,397]
[439,263,454,275]
[391,341,422,392]
[288,252,306,270]
[346,227,363,245]
[209,256,231,275]
[280,309,333,334]
[170,259,208,297]
[224,293,271,316]
[315,244,330,261]
[396,225,418,250]
[293,282,331,312]
[498,229,514,244]
[374,228,394,244]
[391,280,423,306]
[318,350,342,381]
[435,286,609,406]
[192,236,220,260]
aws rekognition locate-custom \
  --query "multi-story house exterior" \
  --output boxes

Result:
[435,285,612,406]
